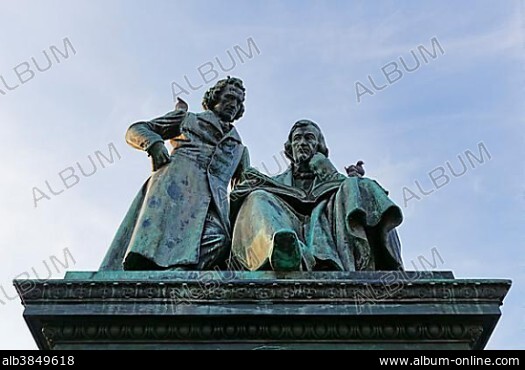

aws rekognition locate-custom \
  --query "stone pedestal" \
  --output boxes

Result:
[14,271,510,350]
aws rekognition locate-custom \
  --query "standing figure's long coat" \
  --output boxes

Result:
[100,109,249,270]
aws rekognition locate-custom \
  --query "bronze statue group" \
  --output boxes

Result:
[100,77,403,272]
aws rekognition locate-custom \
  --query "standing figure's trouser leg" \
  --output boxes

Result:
[170,207,229,271]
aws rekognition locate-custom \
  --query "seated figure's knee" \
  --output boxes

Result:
[246,189,273,201]
[242,190,277,209]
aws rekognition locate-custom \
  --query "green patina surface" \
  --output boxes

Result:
[14,271,511,350]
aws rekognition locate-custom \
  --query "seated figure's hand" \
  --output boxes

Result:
[309,153,343,181]
[148,142,171,171]
[309,153,328,169]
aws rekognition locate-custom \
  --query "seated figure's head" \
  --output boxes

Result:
[284,119,329,165]
[202,76,246,123]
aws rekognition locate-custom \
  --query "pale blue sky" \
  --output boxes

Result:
[0,0,523,349]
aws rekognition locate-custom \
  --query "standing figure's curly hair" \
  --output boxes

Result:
[284,119,330,162]
[202,76,246,121]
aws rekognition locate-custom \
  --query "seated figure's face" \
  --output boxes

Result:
[213,86,244,122]
[291,126,319,165]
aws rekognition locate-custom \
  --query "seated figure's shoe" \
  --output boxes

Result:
[270,229,302,271]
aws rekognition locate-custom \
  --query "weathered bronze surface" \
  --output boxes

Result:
[101,88,405,272]
[230,120,403,271]
[100,77,249,271]
[14,271,511,350]
[14,77,512,351]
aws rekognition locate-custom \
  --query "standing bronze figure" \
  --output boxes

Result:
[100,77,249,271]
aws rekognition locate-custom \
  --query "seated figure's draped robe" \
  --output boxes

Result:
[230,157,403,271]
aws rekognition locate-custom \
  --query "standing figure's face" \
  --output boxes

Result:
[291,126,319,165]
[212,86,244,122]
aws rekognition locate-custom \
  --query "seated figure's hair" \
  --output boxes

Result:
[202,76,246,121]
[284,119,329,162]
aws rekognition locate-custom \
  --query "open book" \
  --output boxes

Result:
[232,167,345,204]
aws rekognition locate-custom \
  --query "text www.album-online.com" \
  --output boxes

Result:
[379,356,519,366]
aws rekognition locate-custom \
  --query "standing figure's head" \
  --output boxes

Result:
[203,76,246,123]
[284,119,329,165]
